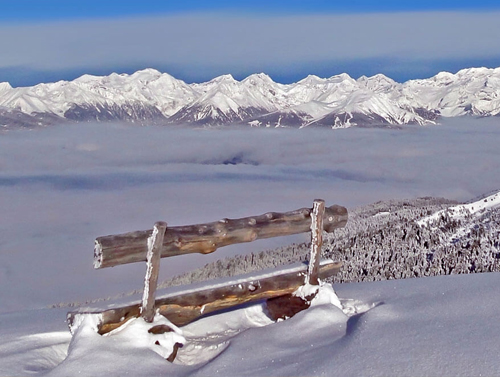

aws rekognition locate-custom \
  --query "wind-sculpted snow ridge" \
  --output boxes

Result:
[1,66,500,129]
[159,192,500,289]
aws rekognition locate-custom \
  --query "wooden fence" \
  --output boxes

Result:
[68,199,348,338]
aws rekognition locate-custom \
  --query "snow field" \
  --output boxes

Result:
[4,273,500,376]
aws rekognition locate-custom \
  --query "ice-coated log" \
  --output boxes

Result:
[68,260,342,335]
[94,204,348,269]
[306,199,325,285]
[140,221,167,323]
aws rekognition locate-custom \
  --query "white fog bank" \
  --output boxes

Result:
[0,118,499,313]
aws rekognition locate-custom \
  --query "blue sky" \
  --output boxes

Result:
[1,0,500,86]
[3,0,500,21]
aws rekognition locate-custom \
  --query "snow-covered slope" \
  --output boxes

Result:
[415,190,500,249]
[168,74,284,125]
[402,67,500,117]
[417,190,500,227]
[0,106,66,131]
[309,90,436,128]
[242,72,438,128]
[4,268,500,376]
[0,69,198,125]
[1,66,500,128]
[0,82,12,94]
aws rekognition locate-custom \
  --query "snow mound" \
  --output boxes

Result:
[50,284,345,375]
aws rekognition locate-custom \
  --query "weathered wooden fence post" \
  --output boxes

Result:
[141,221,167,323]
[306,199,325,285]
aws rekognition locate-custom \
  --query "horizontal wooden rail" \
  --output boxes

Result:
[94,204,348,269]
[69,259,341,335]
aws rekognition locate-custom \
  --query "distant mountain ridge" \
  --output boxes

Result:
[1,66,500,130]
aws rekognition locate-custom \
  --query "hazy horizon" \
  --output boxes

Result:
[2,2,500,86]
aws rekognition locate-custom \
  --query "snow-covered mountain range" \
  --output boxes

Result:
[1,66,500,129]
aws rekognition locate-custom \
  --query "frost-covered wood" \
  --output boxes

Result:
[306,199,325,285]
[94,204,348,269]
[141,221,167,323]
[68,260,341,335]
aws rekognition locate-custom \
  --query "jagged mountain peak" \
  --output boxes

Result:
[297,73,354,85]
[74,68,177,87]
[170,72,283,125]
[73,73,103,83]
[357,74,399,93]
[358,73,397,84]
[0,82,12,92]
[132,67,163,76]
[242,73,275,86]
[296,73,355,87]
[327,72,355,83]
[432,71,455,81]
[413,66,500,87]
[298,74,326,84]
[209,74,237,84]
[1,66,500,129]
[401,66,500,117]
[455,66,496,77]
[191,74,239,95]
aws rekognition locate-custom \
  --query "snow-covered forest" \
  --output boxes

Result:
[156,193,500,290]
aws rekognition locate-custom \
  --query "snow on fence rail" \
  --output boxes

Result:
[94,201,348,268]
[68,199,348,341]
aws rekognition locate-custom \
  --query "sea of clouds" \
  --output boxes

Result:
[0,118,499,312]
